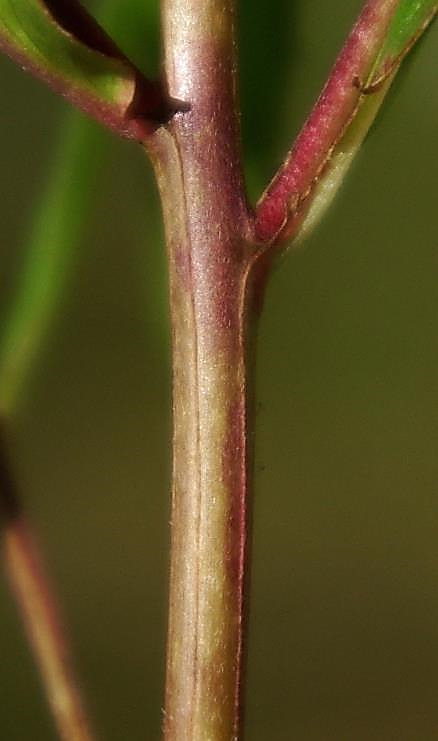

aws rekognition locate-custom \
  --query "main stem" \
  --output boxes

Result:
[148,0,257,737]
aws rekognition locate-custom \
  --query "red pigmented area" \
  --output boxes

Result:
[213,259,244,332]
[255,0,399,243]
[222,393,248,737]
[0,32,132,136]
[223,396,246,585]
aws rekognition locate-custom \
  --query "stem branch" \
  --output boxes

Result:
[255,0,400,243]
[0,434,95,741]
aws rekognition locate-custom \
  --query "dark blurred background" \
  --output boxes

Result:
[0,1,437,738]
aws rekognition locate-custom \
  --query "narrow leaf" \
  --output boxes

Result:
[0,0,173,137]
[370,0,437,82]
[0,115,105,415]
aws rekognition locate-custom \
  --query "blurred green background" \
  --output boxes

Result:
[0,1,437,738]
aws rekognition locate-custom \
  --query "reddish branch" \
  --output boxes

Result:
[0,0,178,138]
[254,0,400,243]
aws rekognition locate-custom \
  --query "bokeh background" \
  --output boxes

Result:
[0,1,437,738]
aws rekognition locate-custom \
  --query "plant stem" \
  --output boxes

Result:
[152,131,254,739]
[4,521,95,741]
[147,1,257,737]
[254,0,438,245]
[0,12,114,735]
[0,434,95,741]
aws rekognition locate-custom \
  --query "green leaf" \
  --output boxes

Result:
[0,115,106,415]
[0,0,123,416]
[370,0,437,83]
[0,0,171,137]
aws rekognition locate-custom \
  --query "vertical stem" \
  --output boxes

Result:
[148,0,256,738]
[153,134,253,739]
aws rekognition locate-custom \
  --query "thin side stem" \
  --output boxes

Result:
[0,432,95,741]
[0,77,109,741]
[255,0,399,243]
[4,521,95,741]
[0,115,104,739]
